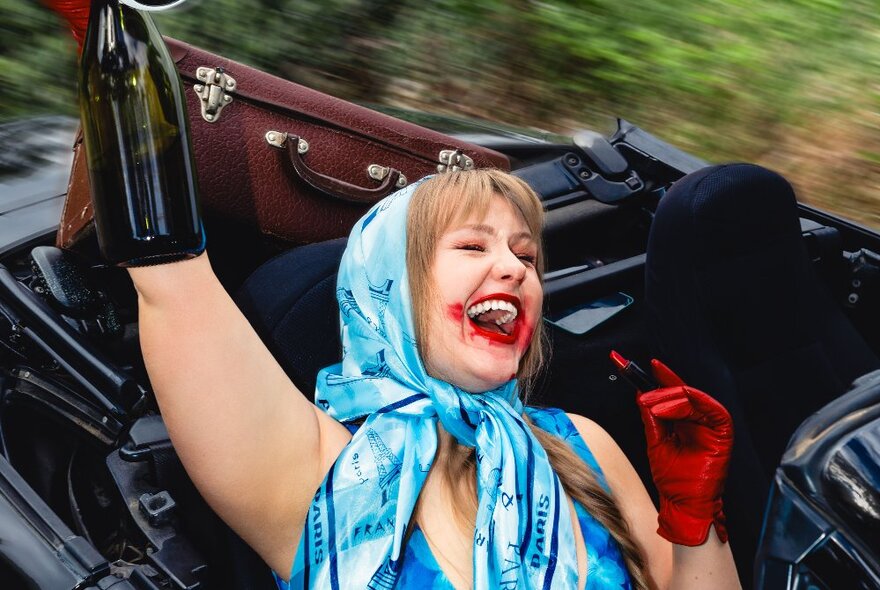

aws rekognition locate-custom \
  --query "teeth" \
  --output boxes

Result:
[495,312,514,325]
[466,299,519,322]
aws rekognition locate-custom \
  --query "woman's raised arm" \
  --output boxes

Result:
[128,252,352,577]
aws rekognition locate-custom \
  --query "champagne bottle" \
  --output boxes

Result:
[78,0,205,266]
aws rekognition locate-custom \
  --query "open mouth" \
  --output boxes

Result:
[466,294,520,343]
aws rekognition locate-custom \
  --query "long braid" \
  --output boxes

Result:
[435,418,651,589]
[526,418,651,590]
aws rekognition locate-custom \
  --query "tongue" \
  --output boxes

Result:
[475,309,509,324]
[472,309,513,335]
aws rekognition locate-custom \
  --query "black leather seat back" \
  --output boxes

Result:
[645,163,880,582]
[647,163,878,473]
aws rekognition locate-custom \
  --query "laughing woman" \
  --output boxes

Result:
[128,170,740,589]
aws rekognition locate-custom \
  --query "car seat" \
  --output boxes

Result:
[235,238,348,397]
[644,163,880,584]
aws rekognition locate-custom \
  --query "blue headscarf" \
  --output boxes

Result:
[283,178,578,589]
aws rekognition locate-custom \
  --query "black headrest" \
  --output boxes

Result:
[235,238,347,398]
[657,163,802,263]
[647,163,810,367]
[645,162,877,457]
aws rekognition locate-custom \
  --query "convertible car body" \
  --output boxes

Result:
[1,101,880,590]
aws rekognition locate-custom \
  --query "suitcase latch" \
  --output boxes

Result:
[193,67,236,123]
[265,131,309,154]
[437,150,474,173]
[367,164,407,188]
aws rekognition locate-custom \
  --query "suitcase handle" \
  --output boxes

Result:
[273,132,405,204]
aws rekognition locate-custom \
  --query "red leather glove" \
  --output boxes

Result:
[637,359,733,546]
[42,0,90,51]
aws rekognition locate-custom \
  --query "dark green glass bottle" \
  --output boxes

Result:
[78,0,205,266]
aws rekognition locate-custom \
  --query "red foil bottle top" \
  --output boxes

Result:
[43,0,91,51]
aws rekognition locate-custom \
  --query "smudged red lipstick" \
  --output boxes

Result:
[466,293,521,345]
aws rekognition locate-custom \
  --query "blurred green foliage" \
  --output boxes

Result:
[1,1,80,118]
[4,0,879,224]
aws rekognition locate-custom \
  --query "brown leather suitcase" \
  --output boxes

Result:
[59,37,510,249]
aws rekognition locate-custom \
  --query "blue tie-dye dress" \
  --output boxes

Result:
[279,406,633,589]
[394,406,633,589]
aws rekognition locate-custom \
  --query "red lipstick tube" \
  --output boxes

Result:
[609,350,658,392]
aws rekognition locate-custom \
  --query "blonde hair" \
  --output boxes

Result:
[405,169,649,589]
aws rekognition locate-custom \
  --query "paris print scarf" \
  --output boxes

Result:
[280,179,578,589]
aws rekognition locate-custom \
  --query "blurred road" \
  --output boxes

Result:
[0,116,79,254]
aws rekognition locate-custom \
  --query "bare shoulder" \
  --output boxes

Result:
[564,412,630,477]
